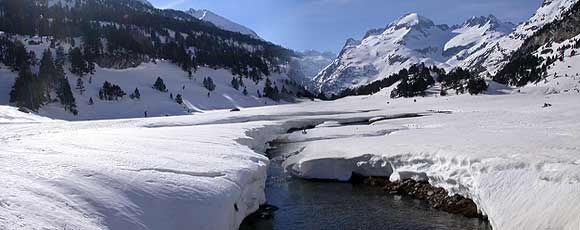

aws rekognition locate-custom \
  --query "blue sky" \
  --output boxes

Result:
[148,0,543,53]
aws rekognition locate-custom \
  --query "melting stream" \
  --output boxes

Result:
[241,113,491,230]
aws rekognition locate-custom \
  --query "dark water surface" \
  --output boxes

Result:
[240,144,491,230]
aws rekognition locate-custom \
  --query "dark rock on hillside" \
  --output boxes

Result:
[360,176,485,219]
[97,54,150,69]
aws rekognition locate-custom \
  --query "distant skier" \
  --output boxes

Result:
[144,111,148,117]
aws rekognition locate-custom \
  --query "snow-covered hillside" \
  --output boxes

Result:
[187,9,261,39]
[0,37,294,121]
[313,13,514,94]
[461,0,579,75]
[523,34,580,94]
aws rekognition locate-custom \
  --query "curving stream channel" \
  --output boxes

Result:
[240,138,491,230]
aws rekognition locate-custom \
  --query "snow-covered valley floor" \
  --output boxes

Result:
[1,91,579,230]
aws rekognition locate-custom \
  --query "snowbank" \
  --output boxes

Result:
[0,108,276,230]
[280,93,580,230]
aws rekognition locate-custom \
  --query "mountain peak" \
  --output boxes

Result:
[465,15,498,26]
[460,14,515,33]
[187,8,261,39]
[390,13,435,29]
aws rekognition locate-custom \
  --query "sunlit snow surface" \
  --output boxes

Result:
[1,90,580,230]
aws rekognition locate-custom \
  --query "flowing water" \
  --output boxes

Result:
[240,142,491,230]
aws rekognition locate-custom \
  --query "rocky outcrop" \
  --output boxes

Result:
[97,54,150,69]
[359,176,485,219]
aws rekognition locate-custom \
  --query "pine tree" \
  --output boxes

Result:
[39,48,56,87]
[175,94,183,104]
[13,41,29,71]
[130,88,141,99]
[76,78,85,95]
[100,81,126,100]
[38,48,56,100]
[203,77,216,91]
[231,77,240,90]
[69,47,87,77]
[10,66,46,111]
[263,78,280,101]
[55,47,66,74]
[466,77,488,95]
[57,77,78,115]
[238,77,245,88]
[153,77,167,92]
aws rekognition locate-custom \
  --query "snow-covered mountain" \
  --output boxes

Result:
[288,50,335,90]
[445,15,514,67]
[460,0,579,75]
[313,13,514,94]
[187,9,261,39]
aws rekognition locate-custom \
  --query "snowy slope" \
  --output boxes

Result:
[313,13,514,94]
[0,106,56,123]
[522,34,580,94]
[461,0,579,75]
[0,37,293,121]
[187,9,261,39]
[11,61,290,121]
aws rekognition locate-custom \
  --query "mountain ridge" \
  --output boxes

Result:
[312,13,515,94]
[187,8,261,39]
